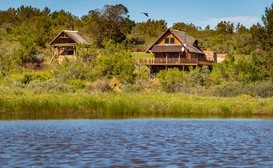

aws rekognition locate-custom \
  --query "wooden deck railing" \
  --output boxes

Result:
[137,58,199,65]
[136,58,213,66]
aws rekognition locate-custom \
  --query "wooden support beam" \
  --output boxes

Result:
[51,43,77,47]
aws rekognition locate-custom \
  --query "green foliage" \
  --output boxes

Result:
[123,83,144,92]
[76,44,98,65]
[128,19,167,51]
[0,3,273,99]
[67,79,87,89]
[250,81,273,98]
[186,66,208,87]
[262,2,273,50]
[1,92,273,119]
[95,49,136,83]
[131,53,153,59]
[215,21,234,34]
[85,79,111,93]
[82,4,135,47]
[52,59,94,82]
[208,82,246,97]
[27,79,76,93]
[21,70,53,84]
[209,81,273,98]
[157,68,186,93]
[0,54,11,77]
[172,22,201,37]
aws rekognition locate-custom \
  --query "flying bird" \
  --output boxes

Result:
[142,12,149,17]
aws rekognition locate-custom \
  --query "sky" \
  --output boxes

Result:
[0,0,272,29]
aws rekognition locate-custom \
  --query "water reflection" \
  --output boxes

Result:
[0,119,273,167]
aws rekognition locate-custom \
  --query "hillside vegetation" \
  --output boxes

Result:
[0,3,273,98]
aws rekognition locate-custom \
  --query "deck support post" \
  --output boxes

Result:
[138,65,140,78]
[148,66,151,78]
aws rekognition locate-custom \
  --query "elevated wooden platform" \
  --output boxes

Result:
[136,58,213,66]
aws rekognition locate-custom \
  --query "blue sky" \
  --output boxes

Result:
[1,0,272,29]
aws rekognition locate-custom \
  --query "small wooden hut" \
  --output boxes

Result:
[49,30,90,63]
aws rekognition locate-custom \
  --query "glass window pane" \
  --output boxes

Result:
[165,38,169,44]
[170,38,174,44]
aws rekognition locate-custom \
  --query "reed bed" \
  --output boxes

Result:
[0,92,273,119]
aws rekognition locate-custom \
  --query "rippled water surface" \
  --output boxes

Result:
[1,119,273,167]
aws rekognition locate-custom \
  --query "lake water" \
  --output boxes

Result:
[1,119,273,167]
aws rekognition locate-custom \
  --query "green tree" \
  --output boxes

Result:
[17,37,39,66]
[262,2,273,50]
[172,22,200,37]
[95,49,136,83]
[216,21,234,34]
[82,4,135,47]
[52,58,93,82]
[157,68,185,93]
[249,3,273,81]
[128,19,167,51]
[186,66,210,87]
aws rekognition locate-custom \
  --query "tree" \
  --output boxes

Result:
[95,48,136,83]
[157,68,186,93]
[0,54,11,77]
[262,3,273,50]
[128,19,167,51]
[82,4,135,47]
[13,37,40,67]
[216,21,234,34]
[249,3,273,81]
[172,22,200,36]
[50,9,80,29]
[0,8,18,26]
[235,23,248,34]
[76,44,98,66]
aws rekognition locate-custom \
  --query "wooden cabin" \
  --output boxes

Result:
[49,30,90,63]
[137,28,214,75]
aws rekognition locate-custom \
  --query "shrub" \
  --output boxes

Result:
[67,79,86,89]
[208,81,247,97]
[27,79,75,94]
[123,83,144,92]
[21,70,53,84]
[52,59,93,82]
[249,81,273,98]
[95,50,136,83]
[157,68,186,93]
[85,79,111,93]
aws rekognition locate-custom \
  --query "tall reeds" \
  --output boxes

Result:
[0,93,273,119]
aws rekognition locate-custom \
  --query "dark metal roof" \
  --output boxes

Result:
[147,29,204,54]
[151,45,183,52]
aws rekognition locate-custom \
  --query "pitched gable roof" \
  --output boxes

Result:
[147,29,204,54]
[49,30,90,46]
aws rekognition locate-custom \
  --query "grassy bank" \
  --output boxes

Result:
[131,52,153,59]
[1,93,273,119]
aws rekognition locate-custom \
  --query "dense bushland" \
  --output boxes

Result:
[1,3,273,99]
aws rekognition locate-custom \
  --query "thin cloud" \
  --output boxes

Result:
[200,16,261,29]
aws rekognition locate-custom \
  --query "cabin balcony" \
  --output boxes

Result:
[136,58,213,66]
